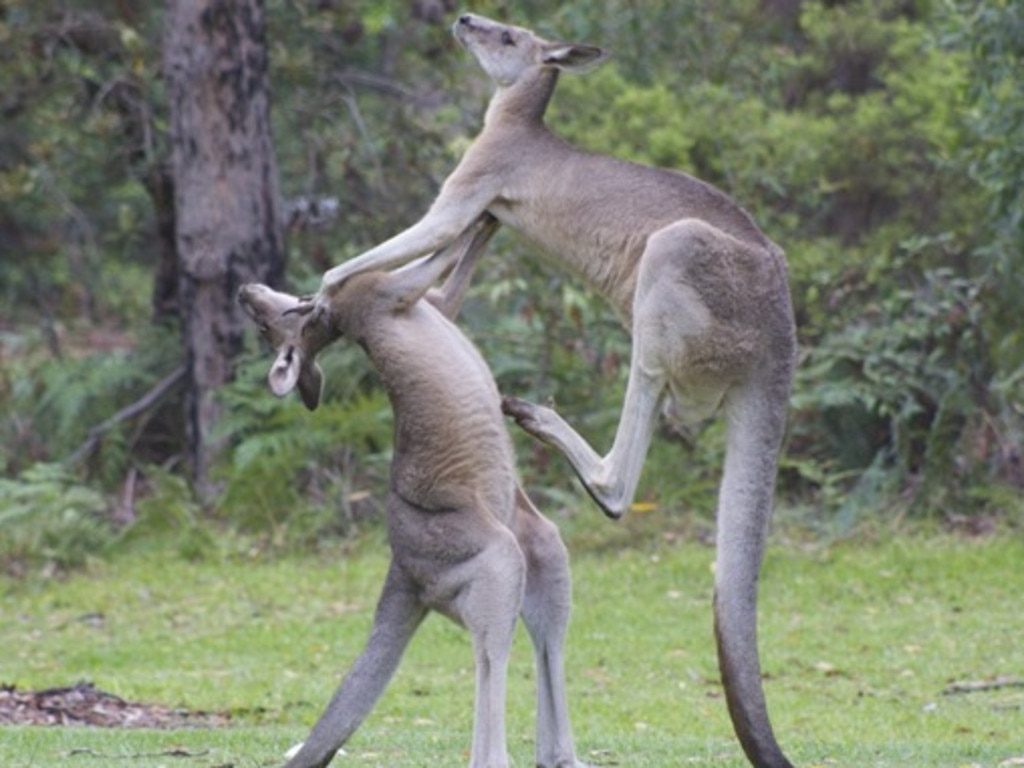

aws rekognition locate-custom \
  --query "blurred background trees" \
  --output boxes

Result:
[164,0,286,498]
[1,0,1021,570]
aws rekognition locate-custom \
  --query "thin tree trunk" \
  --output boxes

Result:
[164,0,285,499]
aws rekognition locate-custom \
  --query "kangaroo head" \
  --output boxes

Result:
[453,14,607,89]
[238,284,335,411]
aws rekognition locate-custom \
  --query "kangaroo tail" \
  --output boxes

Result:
[713,375,795,768]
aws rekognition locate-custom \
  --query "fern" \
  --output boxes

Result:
[118,467,218,562]
[214,352,394,545]
[790,268,996,516]
[0,462,113,573]
[2,325,181,484]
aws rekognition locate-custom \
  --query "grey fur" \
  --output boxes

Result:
[306,14,798,767]
[239,217,589,768]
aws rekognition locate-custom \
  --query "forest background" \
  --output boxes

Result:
[1,0,1022,573]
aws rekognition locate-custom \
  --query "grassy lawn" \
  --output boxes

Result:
[1,521,1022,767]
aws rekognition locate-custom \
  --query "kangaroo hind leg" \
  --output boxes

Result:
[285,565,428,768]
[503,221,745,518]
[512,487,591,768]
[502,333,665,520]
[445,525,526,768]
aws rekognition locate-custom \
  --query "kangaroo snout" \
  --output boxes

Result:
[453,13,480,42]
[237,283,273,324]
[453,13,498,40]
[237,282,262,304]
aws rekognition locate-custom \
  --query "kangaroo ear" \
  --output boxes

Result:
[541,43,608,72]
[297,361,324,412]
[268,346,302,398]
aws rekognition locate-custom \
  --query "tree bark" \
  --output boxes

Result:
[164,0,285,499]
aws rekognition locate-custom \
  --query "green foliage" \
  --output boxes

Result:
[264,0,478,271]
[2,0,1023,561]
[0,322,185,573]
[214,351,393,548]
[0,325,182,483]
[119,468,218,562]
[0,0,165,328]
[951,0,1024,373]
[790,267,999,519]
[0,463,113,573]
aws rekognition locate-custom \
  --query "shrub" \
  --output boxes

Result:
[0,463,113,574]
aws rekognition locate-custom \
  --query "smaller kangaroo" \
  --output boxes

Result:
[238,216,589,768]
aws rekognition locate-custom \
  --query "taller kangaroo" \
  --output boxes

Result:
[309,14,797,768]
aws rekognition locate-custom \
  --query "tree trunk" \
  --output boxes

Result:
[145,160,180,322]
[164,0,285,499]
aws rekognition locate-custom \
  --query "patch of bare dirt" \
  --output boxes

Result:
[0,682,230,728]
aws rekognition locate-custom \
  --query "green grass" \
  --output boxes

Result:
[2,523,1023,767]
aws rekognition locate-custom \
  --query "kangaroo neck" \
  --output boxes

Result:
[484,68,558,127]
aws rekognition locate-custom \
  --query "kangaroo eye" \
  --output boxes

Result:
[501,30,515,46]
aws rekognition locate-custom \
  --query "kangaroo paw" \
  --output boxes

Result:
[501,395,548,437]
